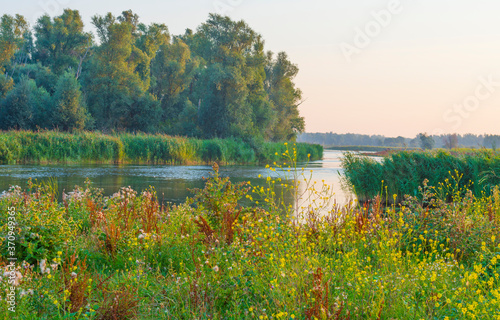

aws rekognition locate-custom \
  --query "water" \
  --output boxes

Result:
[0,150,353,205]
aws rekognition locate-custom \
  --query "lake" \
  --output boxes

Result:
[0,150,354,206]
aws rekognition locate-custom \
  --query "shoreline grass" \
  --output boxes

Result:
[341,149,500,204]
[0,130,323,165]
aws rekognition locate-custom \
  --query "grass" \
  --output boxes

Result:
[1,145,499,319]
[341,149,500,204]
[0,130,323,165]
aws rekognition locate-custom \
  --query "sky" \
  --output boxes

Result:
[3,0,500,137]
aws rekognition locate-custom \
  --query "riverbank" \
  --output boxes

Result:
[1,161,499,318]
[0,131,323,165]
[341,149,500,203]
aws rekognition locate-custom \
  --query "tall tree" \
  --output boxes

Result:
[151,38,198,132]
[0,76,50,130]
[418,133,435,150]
[51,71,90,131]
[33,10,91,75]
[265,51,305,141]
[0,14,29,72]
[0,74,14,98]
[83,11,161,131]
[443,134,458,149]
[190,14,264,138]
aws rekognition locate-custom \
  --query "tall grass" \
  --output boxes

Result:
[341,149,500,203]
[0,130,124,164]
[0,130,323,165]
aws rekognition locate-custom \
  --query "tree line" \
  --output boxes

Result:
[298,132,500,149]
[0,10,305,141]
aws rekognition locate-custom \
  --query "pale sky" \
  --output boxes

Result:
[3,0,500,137]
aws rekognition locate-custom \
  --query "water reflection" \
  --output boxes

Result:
[0,151,352,207]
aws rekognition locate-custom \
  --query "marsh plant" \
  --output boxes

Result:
[0,130,323,165]
[0,146,500,319]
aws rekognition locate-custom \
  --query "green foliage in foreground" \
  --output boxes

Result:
[341,149,500,203]
[0,130,323,164]
[1,150,500,319]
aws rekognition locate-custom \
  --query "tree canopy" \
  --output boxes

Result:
[0,10,305,141]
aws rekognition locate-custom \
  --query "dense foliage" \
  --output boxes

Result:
[0,10,304,141]
[0,130,323,164]
[341,149,500,203]
[1,148,500,319]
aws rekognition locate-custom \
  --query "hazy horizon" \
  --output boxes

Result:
[3,0,500,137]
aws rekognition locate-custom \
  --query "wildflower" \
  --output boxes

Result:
[40,259,48,274]
[213,266,219,272]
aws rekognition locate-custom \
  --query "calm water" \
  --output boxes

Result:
[0,150,353,205]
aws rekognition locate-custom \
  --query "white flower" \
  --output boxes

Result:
[40,259,47,274]
[12,271,23,286]
[71,272,77,278]
[213,266,219,272]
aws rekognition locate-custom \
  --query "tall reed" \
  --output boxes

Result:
[0,130,323,165]
[341,149,500,203]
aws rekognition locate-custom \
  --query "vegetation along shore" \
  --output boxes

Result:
[1,146,500,318]
[341,148,500,204]
[0,131,323,165]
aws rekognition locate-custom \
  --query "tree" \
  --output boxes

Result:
[0,14,29,72]
[0,11,307,139]
[151,38,198,132]
[12,63,58,94]
[51,71,90,131]
[265,51,305,141]
[0,74,14,98]
[33,10,92,75]
[190,14,269,139]
[0,76,50,130]
[484,135,500,150]
[443,134,458,149]
[418,133,435,150]
[83,11,161,131]
[135,22,170,90]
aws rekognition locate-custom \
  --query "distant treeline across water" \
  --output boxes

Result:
[299,132,500,149]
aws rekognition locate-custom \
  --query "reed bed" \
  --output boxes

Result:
[0,131,323,165]
[341,149,500,203]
